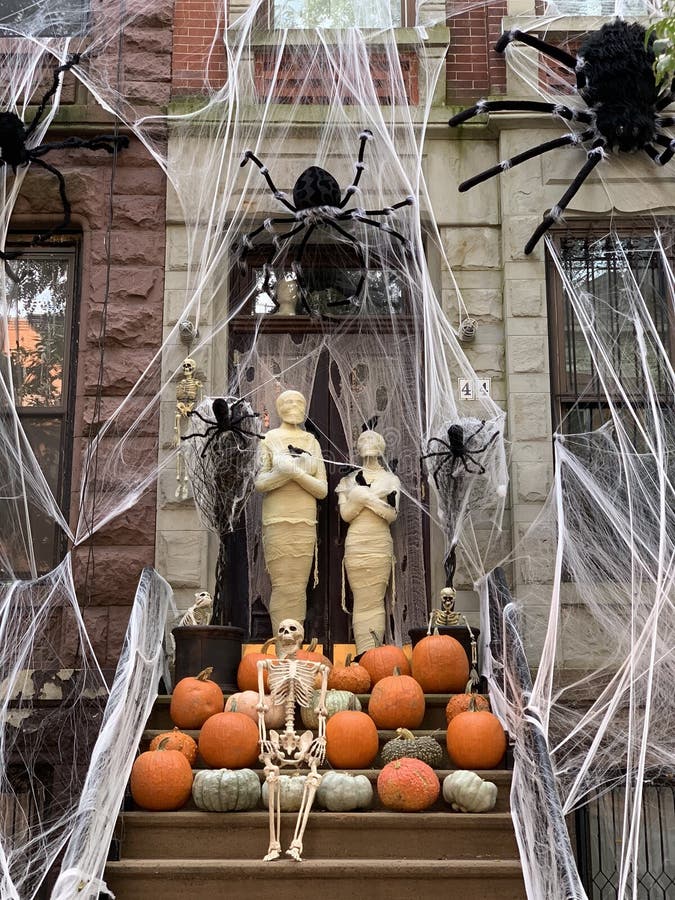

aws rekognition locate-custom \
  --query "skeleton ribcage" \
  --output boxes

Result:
[268,660,317,709]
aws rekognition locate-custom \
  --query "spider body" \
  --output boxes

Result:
[422,421,499,490]
[448,20,675,254]
[0,54,129,260]
[182,396,262,458]
[236,131,414,313]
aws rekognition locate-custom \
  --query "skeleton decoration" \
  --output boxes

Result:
[173,358,203,500]
[177,590,213,627]
[426,585,480,689]
[257,619,329,862]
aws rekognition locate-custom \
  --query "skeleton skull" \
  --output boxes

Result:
[194,590,213,608]
[440,587,456,613]
[182,357,196,377]
[276,619,304,659]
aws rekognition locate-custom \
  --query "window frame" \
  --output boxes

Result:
[2,236,81,576]
[0,0,90,37]
[259,0,416,30]
[546,221,675,433]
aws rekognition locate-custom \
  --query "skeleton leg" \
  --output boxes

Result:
[262,762,283,861]
[286,769,322,862]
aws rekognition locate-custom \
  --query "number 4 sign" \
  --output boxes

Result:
[458,377,491,400]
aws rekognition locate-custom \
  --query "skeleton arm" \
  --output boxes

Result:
[315,663,329,742]
[257,659,269,746]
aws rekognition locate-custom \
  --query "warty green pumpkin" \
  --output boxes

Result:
[192,768,260,812]
[381,728,443,768]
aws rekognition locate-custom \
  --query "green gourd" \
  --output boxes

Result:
[192,768,260,812]
[261,774,307,811]
[442,769,498,813]
[300,689,361,728]
[316,772,373,812]
[380,728,443,768]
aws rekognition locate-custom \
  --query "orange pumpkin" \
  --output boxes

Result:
[149,727,198,765]
[237,642,275,692]
[130,739,193,811]
[325,710,379,769]
[170,667,224,729]
[412,634,469,693]
[359,641,411,685]
[446,701,507,769]
[445,692,490,723]
[377,758,440,811]
[225,690,285,729]
[198,711,260,769]
[367,669,425,730]
[296,638,333,670]
[328,654,371,693]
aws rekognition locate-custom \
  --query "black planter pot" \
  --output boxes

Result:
[172,624,244,692]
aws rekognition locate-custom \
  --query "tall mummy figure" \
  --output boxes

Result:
[257,619,329,862]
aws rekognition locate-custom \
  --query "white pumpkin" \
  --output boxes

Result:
[192,768,261,812]
[262,774,307,811]
[300,689,361,729]
[316,771,373,812]
[442,770,498,813]
[225,691,285,729]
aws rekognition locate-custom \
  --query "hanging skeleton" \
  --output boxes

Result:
[257,619,329,862]
[173,358,203,500]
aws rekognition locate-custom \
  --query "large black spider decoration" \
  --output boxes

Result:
[0,54,129,261]
[448,20,675,254]
[422,420,499,490]
[182,397,263,458]
[235,130,414,313]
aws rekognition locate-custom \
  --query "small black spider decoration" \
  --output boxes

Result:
[235,130,414,313]
[0,54,129,261]
[448,20,675,254]
[182,396,262,458]
[422,420,499,491]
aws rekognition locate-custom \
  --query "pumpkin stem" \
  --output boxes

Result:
[395,727,415,741]
[369,630,384,647]
[156,737,171,751]
[468,695,481,712]
[229,698,238,712]
[344,653,353,667]
[261,638,275,655]
[432,626,440,636]
[196,667,214,681]
[307,638,318,653]
[393,666,401,676]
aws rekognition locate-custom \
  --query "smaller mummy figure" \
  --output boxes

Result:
[174,357,203,499]
[257,619,329,862]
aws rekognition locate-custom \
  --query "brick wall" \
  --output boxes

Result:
[173,0,228,94]
[446,0,507,103]
[8,5,172,673]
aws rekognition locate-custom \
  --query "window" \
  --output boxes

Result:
[1,241,79,578]
[270,0,413,29]
[547,227,675,435]
[0,0,89,36]
[542,0,648,15]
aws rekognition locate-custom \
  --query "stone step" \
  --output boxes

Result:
[115,809,519,861]
[147,692,455,731]
[140,728,509,772]
[104,858,527,900]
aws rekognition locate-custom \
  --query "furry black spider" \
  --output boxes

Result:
[422,421,499,490]
[448,20,675,254]
[182,397,262,458]
[0,54,129,261]
[235,130,414,314]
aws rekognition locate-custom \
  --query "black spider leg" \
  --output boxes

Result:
[495,29,578,71]
[421,439,454,490]
[426,453,460,491]
[24,54,81,140]
[459,129,595,191]
[449,100,594,128]
[524,140,606,255]
[228,412,264,438]
[337,129,372,208]
[644,133,675,166]
[349,213,412,256]
[181,423,220,458]
[32,134,129,156]
[185,409,217,428]
[321,220,368,308]
[0,158,71,260]
[240,151,297,213]
[234,217,303,308]
[290,223,318,315]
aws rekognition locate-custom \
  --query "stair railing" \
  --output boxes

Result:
[484,567,588,900]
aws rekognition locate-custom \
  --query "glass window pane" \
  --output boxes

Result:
[274,0,401,29]
[545,0,648,14]
[4,254,72,409]
[0,417,63,578]
[0,0,89,36]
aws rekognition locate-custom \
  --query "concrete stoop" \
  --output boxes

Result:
[105,694,527,899]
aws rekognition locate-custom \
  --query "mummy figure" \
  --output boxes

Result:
[257,619,329,862]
